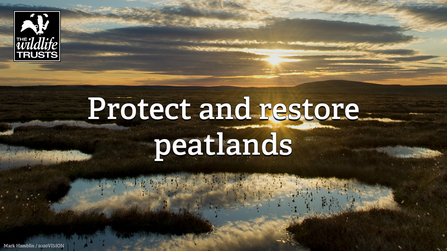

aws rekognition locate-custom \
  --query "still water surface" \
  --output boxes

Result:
[27,173,396,251]
[0,143,91,170]
[220,120,337,130]
[0,120,127,135]
[374,145,442,158]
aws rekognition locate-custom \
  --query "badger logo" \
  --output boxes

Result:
[20,13,49,35]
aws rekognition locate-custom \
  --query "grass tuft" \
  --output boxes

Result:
[110,206,213,236]
[0,123,11,132]
[287,209,445,251]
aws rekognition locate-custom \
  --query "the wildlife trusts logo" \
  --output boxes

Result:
[21,13,49,35]
[14,11,60,61]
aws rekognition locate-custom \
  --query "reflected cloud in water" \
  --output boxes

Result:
[220,120,337,130]
[220,124,274,130]
[357,117,405,123]
[53,173,396,225]
[0,143,91,170]
[0,120,127,135]
[373,145,442,158]
[122,217,305,251]
[284,121,337,130]
[43,173,397,250]
[28,217,307,251]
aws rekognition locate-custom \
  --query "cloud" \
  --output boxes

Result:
[60,18,414,45]
[0,26,12,35]
[370,49,417,55]
[29,17,414,76]
[1,16,427,81]
[40,48,267,76]
[285,0,447,31]
[155,1,264,21]
[0,10,407,78]
[3,1,447,31]
[395,4,447,29]
[0,4,93,20]
[0,2,445,86]
[0,63,10,69]
[0,47,11,62]
[0,3,269,29]
[259,19,413,44]
[390,55,438,62]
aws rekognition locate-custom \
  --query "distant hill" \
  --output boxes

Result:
[295,80,447,94]
[0,85,240,90]
[1,80,447,94]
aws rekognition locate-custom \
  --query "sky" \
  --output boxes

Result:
[0,0,446,86]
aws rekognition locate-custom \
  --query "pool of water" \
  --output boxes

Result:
[26,172,397,251]
[0,143,91,170]
[285,121,337,130]
[220,120,337,130]
[357,117,405,122]
[0,120,127,135]
[374,145,442,158]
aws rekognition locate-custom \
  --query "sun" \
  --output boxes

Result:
[268,116,282,125]
[267,56,281,65]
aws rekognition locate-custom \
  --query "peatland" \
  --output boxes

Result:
[0,83,446,250]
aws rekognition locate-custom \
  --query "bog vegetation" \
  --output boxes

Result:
[0,86,446,249]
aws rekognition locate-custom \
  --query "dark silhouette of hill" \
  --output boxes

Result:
[295,80,447,94]
[1,80,447,93]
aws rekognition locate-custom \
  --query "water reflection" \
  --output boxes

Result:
[220,120,337,130]
[220,124,274,130]
[0,120,127,135]
[54,173,396,217]
[28,218,305,251]
[0,129,13,136]
[0,143,91,170]
[357,117,404,122]
[373,146,442,158]
[284,121,337,130]
[43,173,396,250]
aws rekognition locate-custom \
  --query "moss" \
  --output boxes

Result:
[287,209,445,251]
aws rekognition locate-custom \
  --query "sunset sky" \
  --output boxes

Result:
[0,0,446,86]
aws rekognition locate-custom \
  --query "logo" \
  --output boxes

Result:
[14,11,60,61]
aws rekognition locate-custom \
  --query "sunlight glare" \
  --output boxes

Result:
[267,56,281,65]
[268,116,282,124]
